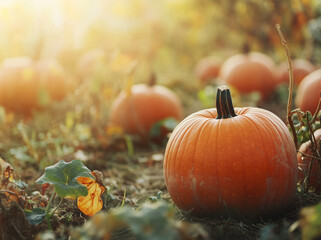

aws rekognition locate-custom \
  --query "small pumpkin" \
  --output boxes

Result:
[0,57,70,115]
[276,59,315,86]
[295,68,321,115]
[297,128,321,193]
[163,86,297,219]
[194,57,222,83]
[219,52,276,99]
[0,57,39,114]
[35,59,71,101]
[109,74,183,138]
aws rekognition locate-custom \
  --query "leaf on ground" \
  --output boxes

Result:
[0,157,14,186]
[0,158,23,208]
[24,208,46,225]
[77,170,106,216]
[41,183,50,195]
[0,190,20,207]
[36,160,94,199]
[0,159,41,210]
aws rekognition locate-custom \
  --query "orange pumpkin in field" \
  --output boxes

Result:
[164,86,297,219]
[295,68,321,115]
[297,128,321,193]
[109,75,183,138]
[219,52,276,99]
[276,59,315,86]
[195,57,222,83]
[0,57,39,114]
[35,59,71,101]
[0,57,70,115]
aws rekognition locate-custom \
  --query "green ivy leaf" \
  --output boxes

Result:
[36,160,94,199]
[24,208,46,225]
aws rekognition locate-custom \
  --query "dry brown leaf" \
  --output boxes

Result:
[0,158,34,210]
[0,158,14,186]
[41,183,50,195]
[77,171,106,216]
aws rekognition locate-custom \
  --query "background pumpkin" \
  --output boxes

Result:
[297,128,321,193]
[218,52,276,99]
[295,68,321,115]
[0,57,70,115]
[109,74,183,138]
[276,58,315,86]
[163,86,297,219]
[35,59,71,101]
[194,56,222,83]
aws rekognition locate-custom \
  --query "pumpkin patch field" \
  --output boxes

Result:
[1,1,321,240]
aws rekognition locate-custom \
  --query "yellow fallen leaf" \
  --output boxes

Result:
[77,171,105,216]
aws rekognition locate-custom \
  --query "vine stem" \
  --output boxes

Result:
[275,24,298,150]
[311,94,321,124]
[50,198,63,217]
[46,191,55,231]
[298,150,321,161]
[303,115,321,191]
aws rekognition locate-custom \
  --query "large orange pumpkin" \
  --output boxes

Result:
[0,57,70,115]
[164,86,297,219]
[297,128,321,193]
[195,57,222,83]
[219,52,276,99]
[276,59,315,86]
[109,75,183,138]
[295,68,321,115]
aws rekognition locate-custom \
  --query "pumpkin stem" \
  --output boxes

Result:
[148,73,156,87]
[242,43,250,55]
[216,86,237,119]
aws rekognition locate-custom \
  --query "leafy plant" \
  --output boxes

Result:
[36,160,105,230]
[24,208,46,226]
[276,24,321,195]
[70,200,208,240]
